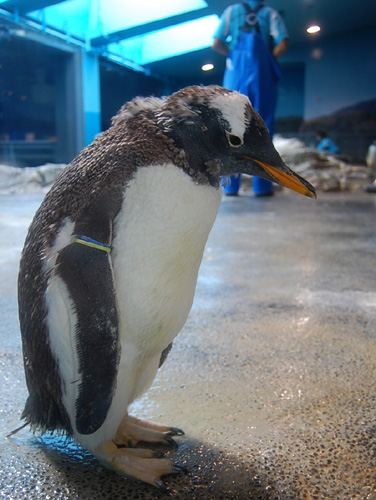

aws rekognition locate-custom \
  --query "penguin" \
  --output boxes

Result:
[18,85,316,491]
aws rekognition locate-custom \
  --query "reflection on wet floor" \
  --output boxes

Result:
[1,191,376,499]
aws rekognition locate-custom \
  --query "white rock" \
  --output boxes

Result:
[0,163,66,194]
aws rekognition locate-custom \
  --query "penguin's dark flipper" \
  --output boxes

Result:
[56,239,119,435]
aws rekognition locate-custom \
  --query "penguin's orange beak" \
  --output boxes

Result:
[252,159,316,199]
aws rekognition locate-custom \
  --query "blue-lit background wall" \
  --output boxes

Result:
[0,0,375,165]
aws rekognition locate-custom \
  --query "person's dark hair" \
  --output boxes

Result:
[316,130,327,139]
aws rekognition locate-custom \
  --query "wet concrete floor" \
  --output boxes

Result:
[1,190,376,499]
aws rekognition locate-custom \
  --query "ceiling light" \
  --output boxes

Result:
[108,15,219,66]
[306,25,321,34]
[201,63,214,71]
[29,0,209,39]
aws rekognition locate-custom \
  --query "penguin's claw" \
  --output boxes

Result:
[166,426,185,437]
[114,414,184,448]
[96,441,185,490]
[154,479,169,494]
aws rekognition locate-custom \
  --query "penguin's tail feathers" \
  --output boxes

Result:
[6,422,28,438]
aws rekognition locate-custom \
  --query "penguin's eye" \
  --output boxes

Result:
[227,133,243,148]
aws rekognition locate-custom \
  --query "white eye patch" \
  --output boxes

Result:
[209,91,248,143]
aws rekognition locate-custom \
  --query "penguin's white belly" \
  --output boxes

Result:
[111,164,221,402]
[46,164,221,450]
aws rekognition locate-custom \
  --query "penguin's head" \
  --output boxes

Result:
[160,85,316,198]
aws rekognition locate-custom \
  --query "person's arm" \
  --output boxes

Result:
[212,37,230,57]
[273,38,289,58]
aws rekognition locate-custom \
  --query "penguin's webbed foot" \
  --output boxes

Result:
[96,442,187,491]
[114,415,184,449]
[95,415,186,489]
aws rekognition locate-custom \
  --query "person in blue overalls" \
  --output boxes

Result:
[212,0,289,196]
[316,130,340,154]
